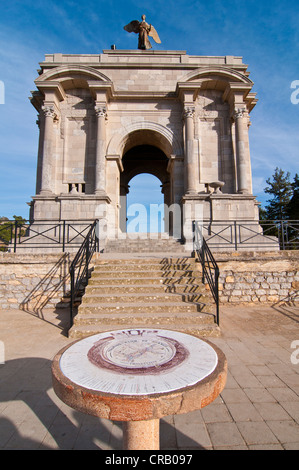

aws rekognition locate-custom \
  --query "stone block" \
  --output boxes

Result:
[231,290,242,296]
[267,295,279,302]
[256,289,266,296]
[270,283,280,290]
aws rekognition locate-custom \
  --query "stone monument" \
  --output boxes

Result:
[29,28,276,250]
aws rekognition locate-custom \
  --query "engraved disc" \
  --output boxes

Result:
[101,336,176,368]
[59,328,218,395]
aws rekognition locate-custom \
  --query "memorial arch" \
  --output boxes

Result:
[29,50,267,247]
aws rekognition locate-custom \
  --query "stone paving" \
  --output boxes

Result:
[0,302,299,450]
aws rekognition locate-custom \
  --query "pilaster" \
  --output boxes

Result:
[233,107,251,194]
[183,105,197,195]
[94,104,108,195]
[39,104,58,194]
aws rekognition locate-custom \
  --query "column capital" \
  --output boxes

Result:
[183,106,195,120]
[233,107,246,120]
[95,105,107,119]
[42,104,56,119]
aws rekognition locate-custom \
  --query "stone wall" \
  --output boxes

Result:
[0,253,71,311]
[0,251,298,311]
[215,251,299,304]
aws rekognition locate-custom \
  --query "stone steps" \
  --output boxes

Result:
[80,292,212,305]
[69,323,218,339]
[87,278,203,288]
[89,271,200,280]
[73,311,215,326]
[85,284,209,295]
[104,236,187,254]
[91,261,198,270]
[75,301,210,314]
[69,254,220,339]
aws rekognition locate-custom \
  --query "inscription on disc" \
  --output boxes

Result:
[87,329,188,374]
[59,328,218,395]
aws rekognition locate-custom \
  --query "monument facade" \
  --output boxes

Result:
[30,49,262,246]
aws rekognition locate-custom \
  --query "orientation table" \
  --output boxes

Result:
[52,328,227,450]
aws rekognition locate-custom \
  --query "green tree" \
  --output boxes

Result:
[0,215,27,251]
[264,167,293,220]
[258,205,268,221]
[285,174,299,249]
[287,173,299,220]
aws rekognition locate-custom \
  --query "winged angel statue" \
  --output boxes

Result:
[124,15,161,50]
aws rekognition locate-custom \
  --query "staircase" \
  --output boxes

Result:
[103,234,187,254]
[68,251,220,339]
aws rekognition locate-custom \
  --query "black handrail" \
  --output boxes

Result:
[69,220,99,326]
[1,219,298,252]
[193,221,220,325]
[191,220,299,251]
[0,219,96,252]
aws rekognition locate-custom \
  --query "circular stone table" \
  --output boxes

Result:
[52,328,227,450]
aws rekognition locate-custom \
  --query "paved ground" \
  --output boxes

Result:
[0,302,299,450]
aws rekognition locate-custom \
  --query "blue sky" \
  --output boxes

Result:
[0,0,298,219]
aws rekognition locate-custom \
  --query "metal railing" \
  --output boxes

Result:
[69,221,99,326]
[193,221,220,325]
[194,220,299,251]
[0,219,95,252]
[262,220,299,250]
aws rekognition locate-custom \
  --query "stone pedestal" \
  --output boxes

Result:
[123,420,160,450]
[28,194,111,252]
[52,328,227,450]
[182,193,279,251]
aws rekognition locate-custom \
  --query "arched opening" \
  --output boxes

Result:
[120,145,170,235]
[126,174,164,233]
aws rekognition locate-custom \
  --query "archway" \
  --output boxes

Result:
[126,174,164,233]
[120,145,171,235]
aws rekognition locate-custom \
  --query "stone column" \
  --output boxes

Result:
[123,419,160,450]
[40,105,56,194]
[161,181,171,233]
[119,183,129,233]
[234,108,249,194]
[183,106,197,194]
[94,105,107,195]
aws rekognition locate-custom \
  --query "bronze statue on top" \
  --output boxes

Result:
[124,15,161,50]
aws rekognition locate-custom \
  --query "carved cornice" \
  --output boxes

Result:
[35,80,66,102]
